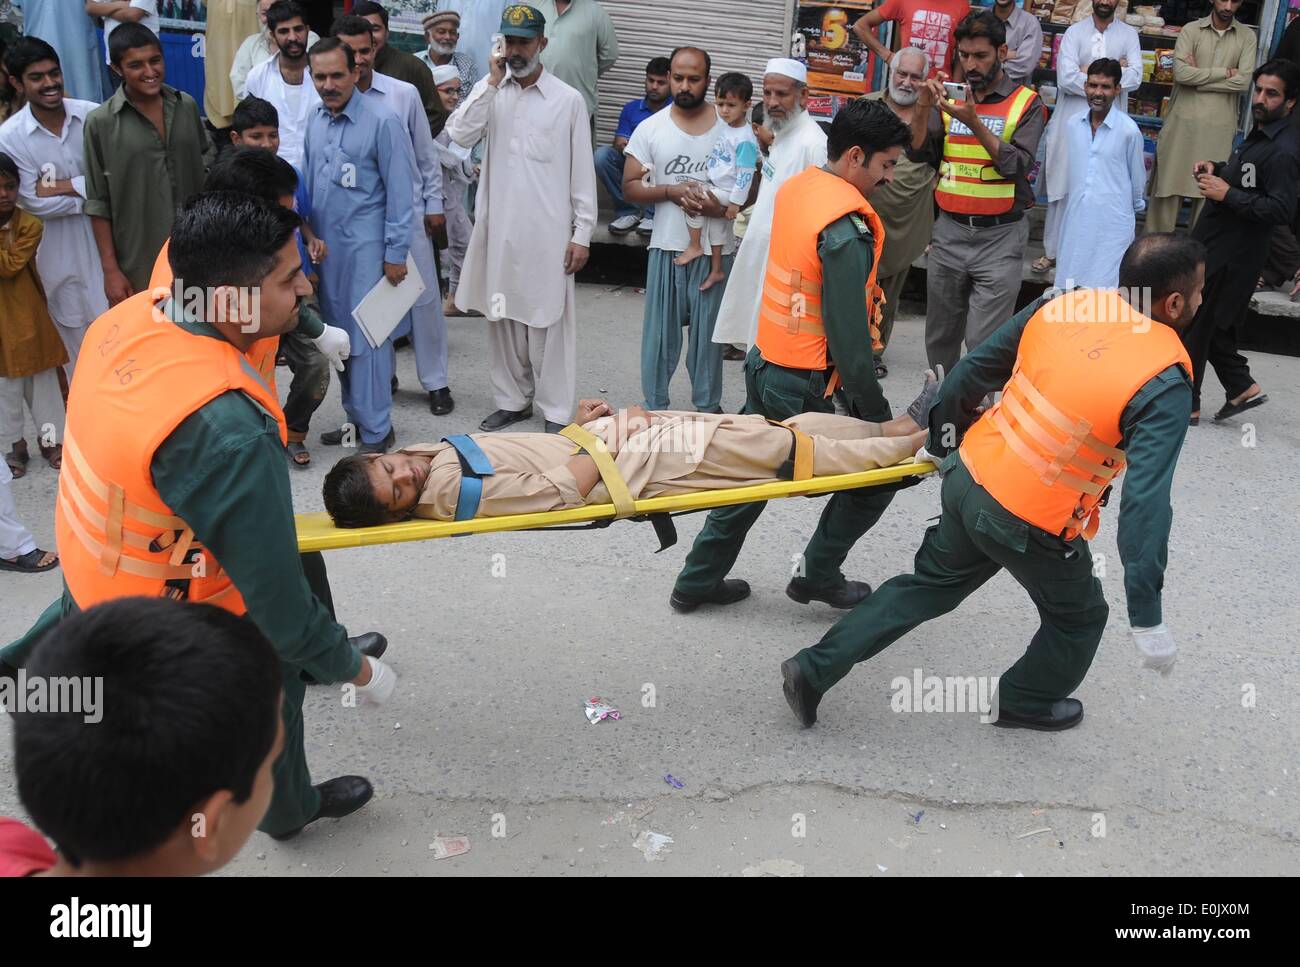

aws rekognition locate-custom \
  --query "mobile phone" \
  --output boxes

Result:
[488,32,509,77]
[942,81,968,103]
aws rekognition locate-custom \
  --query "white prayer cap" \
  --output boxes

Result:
[430,65,460,87]
[764,58,808,84]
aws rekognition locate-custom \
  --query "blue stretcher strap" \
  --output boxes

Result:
[443,435,495,522]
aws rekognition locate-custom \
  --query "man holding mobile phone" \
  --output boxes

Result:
[908,10,1045,377]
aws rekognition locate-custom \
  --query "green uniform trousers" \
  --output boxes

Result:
[793,458,1109,715]
[673,347,896,598]
[1,551,337,837]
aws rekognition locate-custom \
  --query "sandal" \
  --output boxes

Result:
[4,439,29,478]
[1031,255,1055,274]
[286,441,311,467]
[40,443,62,470]
[1213,392,1268,422]
[0,548,59,573]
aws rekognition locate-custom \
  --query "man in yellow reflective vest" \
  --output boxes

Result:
[781,233,1206,732]
[671,98,918,613]
[910,10,1046,376]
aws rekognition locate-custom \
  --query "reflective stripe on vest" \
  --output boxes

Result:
[934,86,1038,216]
[959,291,1192,540]
[755,166,887,394]
[443,434,495,521]
[55,291,288,613]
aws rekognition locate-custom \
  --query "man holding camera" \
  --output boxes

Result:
[909,10,1045,376]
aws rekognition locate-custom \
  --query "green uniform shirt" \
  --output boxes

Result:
[817,209,890,424]
[925,294,1192,627]
[82,84,213,294]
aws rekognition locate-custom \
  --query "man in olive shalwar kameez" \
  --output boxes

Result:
[865,46,939,377]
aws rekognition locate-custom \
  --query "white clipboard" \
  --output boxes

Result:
[351,253,426,350]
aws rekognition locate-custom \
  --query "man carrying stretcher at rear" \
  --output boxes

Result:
[321,379,938,527]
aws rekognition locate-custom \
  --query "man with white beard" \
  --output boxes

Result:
[710,59,828,353]
[863,46,939,378]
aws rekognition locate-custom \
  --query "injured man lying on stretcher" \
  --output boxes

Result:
[322,380,936,528]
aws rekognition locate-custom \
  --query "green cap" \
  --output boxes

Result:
[500,4,546,38]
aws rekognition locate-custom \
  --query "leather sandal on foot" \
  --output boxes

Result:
[0,548,59,573]
[286,441,311,466]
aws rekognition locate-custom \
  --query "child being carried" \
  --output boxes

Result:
[674,72,761,291]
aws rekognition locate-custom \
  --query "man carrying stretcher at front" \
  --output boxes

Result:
[321,379,938,528]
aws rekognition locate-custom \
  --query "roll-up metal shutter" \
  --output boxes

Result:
[594,0,797,145]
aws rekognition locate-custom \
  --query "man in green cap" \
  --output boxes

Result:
[446,3,595,435]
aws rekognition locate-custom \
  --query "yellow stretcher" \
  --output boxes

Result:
[295,460,936,554]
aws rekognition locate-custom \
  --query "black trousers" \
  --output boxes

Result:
[1181,263,1257,412]
[279,329,331,439]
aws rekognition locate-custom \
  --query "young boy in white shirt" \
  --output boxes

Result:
[675,72,760,292]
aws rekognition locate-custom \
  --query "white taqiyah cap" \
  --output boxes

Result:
[431,65,460,87]
[764,58,808,83]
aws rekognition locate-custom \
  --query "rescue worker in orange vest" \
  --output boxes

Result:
[1,192,391,839]
[671,98,916,613]
[909,11,1046,376]
[781,234,1206,732]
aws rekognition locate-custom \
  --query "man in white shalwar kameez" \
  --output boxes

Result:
[446,4,596,433]
[0,39,108,375]
[710,60,828,350]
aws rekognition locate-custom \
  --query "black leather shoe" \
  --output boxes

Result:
[480,406,532,431]
[319,427,346,446]
[786,577,872,609]
[991,698,1083,732]
[391,374,399,394]
[669,578,750,614]
[268,776,374,841]
[544,420,566,433]
[429,388,454,416]
[303,632,387,685]
[358,429,396,455]
[781,658,821,728]
[350,632,387,659]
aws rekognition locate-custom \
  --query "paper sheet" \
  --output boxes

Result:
[351,253,426,350]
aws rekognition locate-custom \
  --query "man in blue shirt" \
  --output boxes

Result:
[597,56,669,236]
[303,37,413,454]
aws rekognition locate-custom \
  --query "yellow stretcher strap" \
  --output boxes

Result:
[791,428,814,481]
[558,423,636,518]
[296,461,935,553]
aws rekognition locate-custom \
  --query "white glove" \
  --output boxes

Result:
[311,324,351,373]
[356,656,397,704]
[1131,624,1177,676]
[914,445,941,468]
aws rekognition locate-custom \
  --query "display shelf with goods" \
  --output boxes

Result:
[794,1,877,121]
[1028,0,1277,138]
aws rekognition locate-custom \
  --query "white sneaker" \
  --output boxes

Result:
[609,214,639,234]
[636,216,654,236]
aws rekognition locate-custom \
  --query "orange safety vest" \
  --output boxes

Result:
[55,291,288,613]
[755,165,886,397]
[934,85,1038,216]
[149,240,281,389]
[960,290,1192,541]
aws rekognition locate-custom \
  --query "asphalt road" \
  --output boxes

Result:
[3,283,1296,875]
